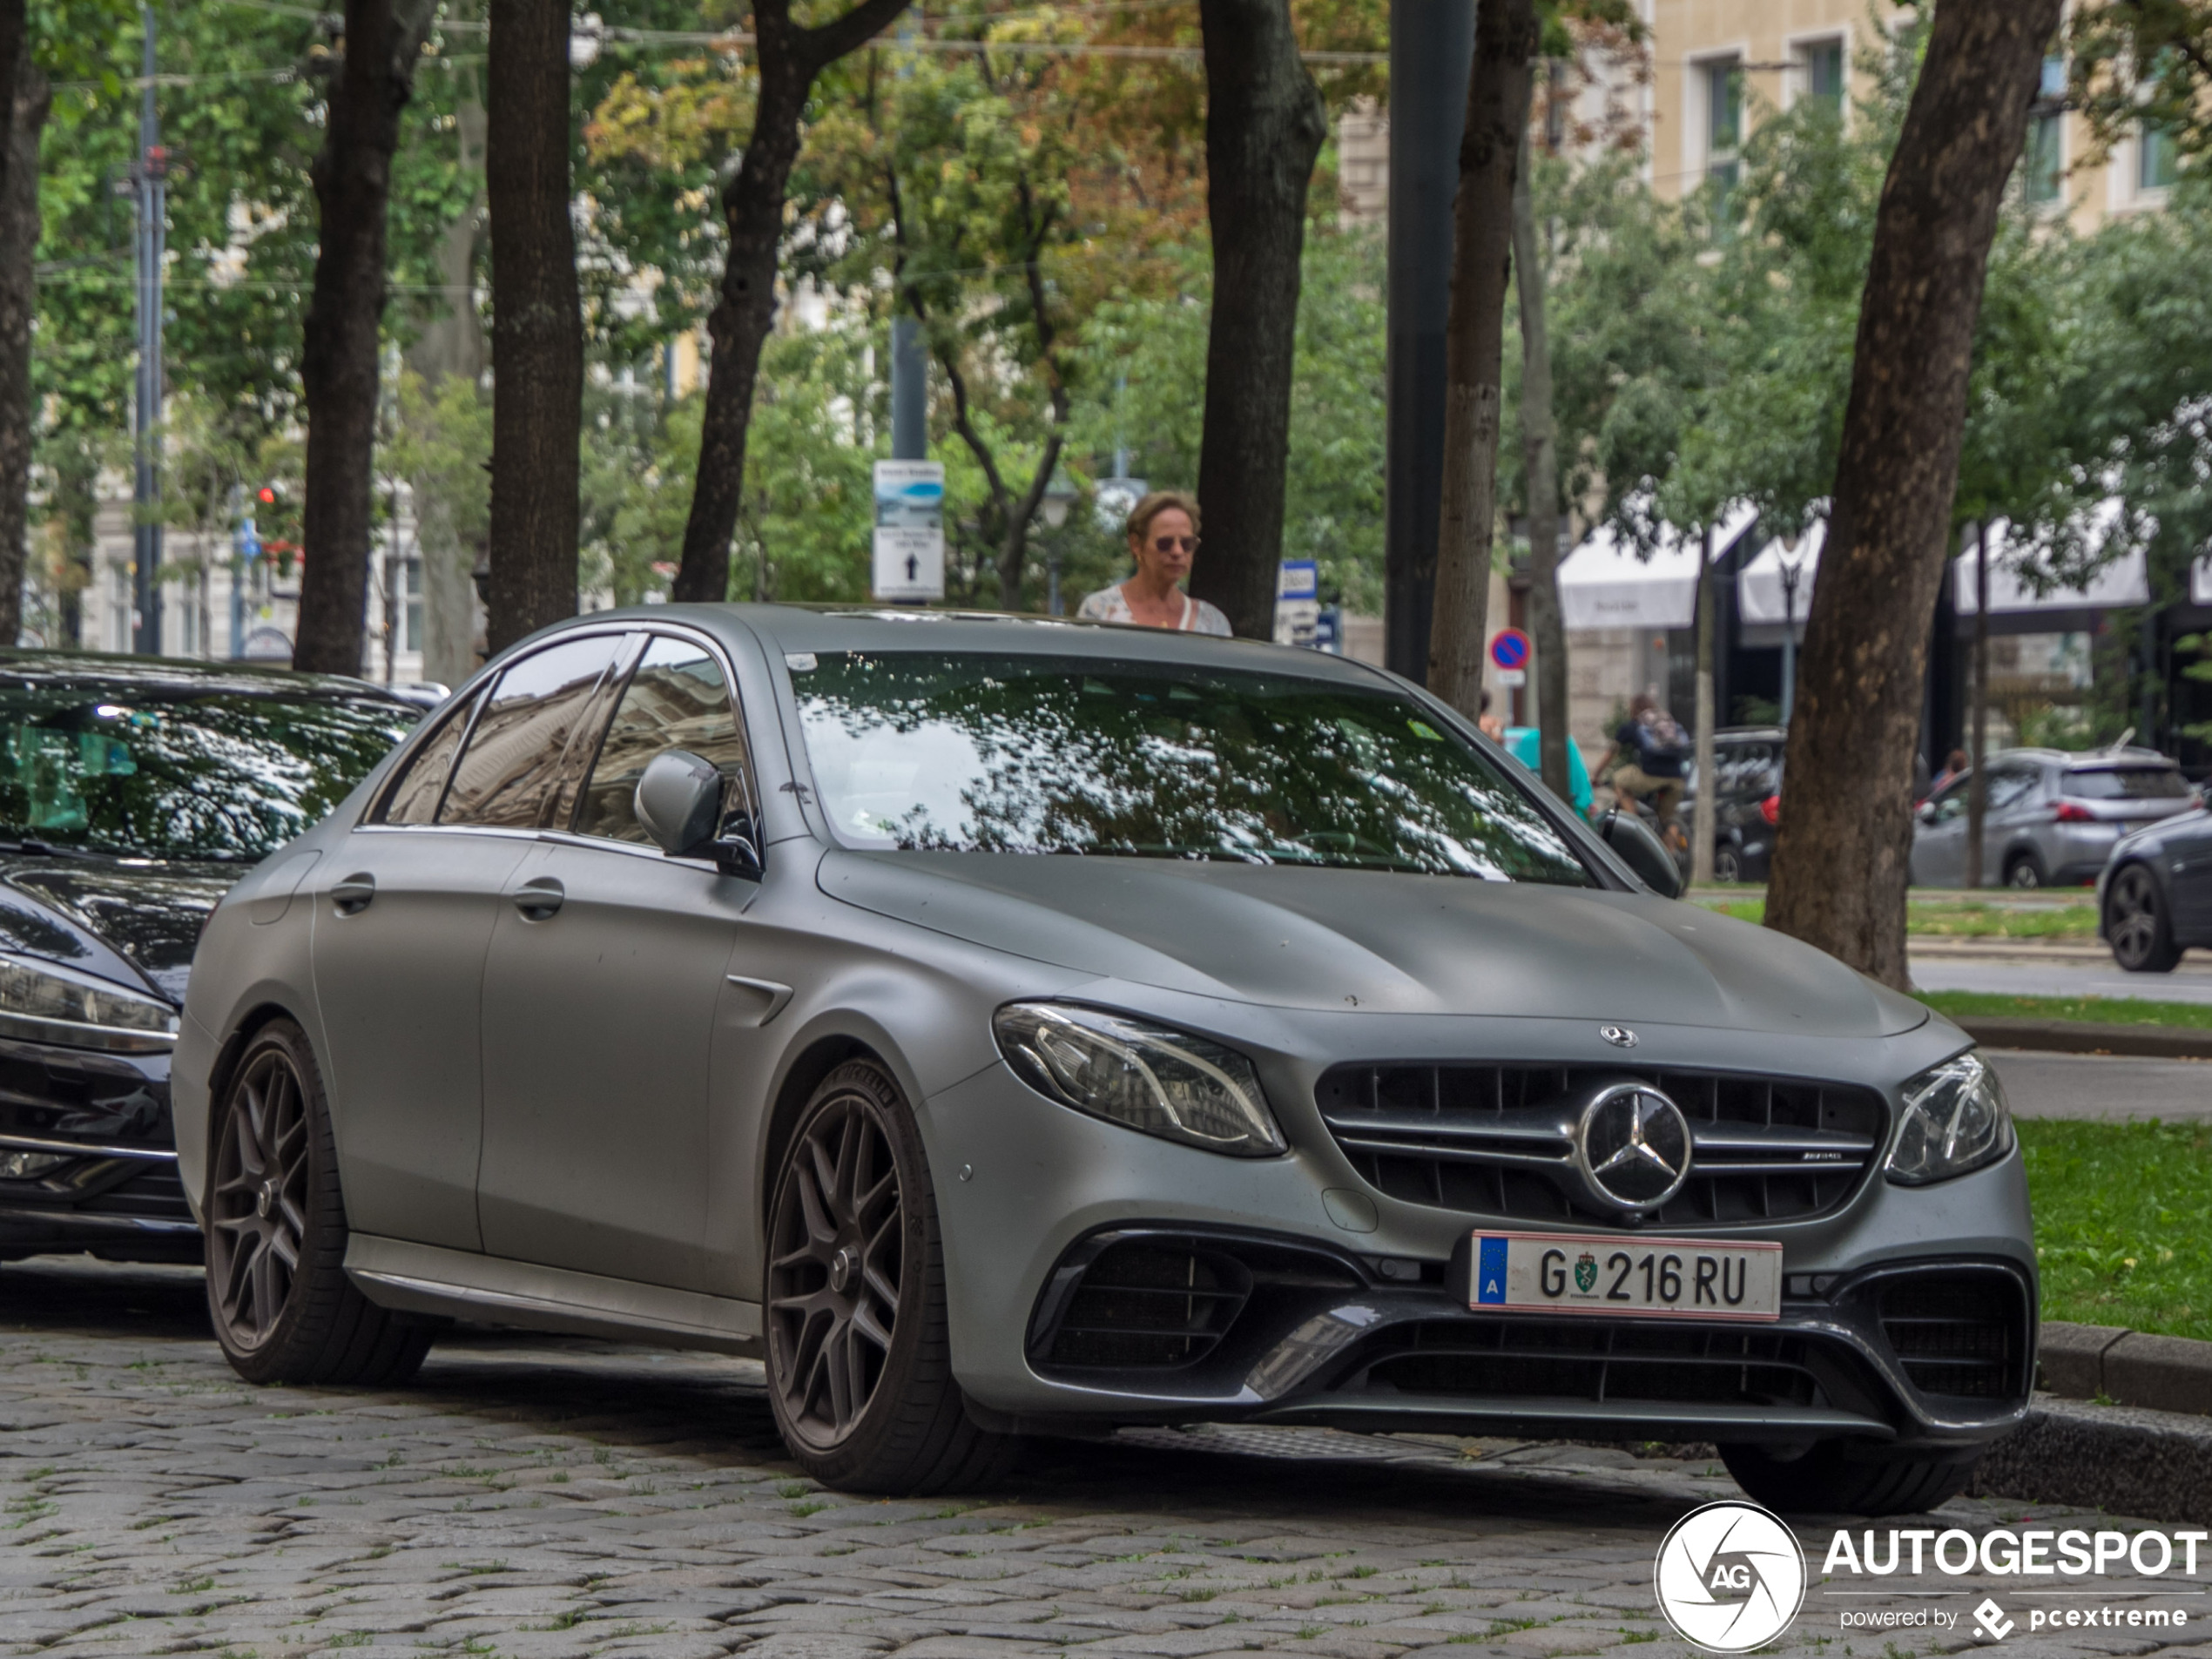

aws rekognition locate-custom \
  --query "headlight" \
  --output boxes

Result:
[0,954,178,1053]
[1885,1052,2013,1185]
[993,1002,1285,1157]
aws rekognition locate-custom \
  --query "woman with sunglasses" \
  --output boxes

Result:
[1076,490,1232,635]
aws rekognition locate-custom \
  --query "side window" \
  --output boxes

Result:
[576,637,752,845]
[1986,770,2038,813]
[439,634,627,829]
[375,686,483,825]
[1930,779,1970,824]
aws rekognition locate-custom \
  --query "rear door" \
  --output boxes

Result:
[311,631,628,1249]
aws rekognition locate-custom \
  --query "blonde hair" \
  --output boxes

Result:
[1125,489,1201,543]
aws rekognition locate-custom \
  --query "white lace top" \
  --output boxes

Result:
[1075,584,1232,636]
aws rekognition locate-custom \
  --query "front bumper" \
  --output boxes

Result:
[0,1035,198,1264]
[924,1047,2034,1453]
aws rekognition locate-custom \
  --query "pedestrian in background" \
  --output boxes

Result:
[1078,491,1231,635]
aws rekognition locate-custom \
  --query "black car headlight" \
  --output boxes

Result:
[993,1002,1285,1157]
[0,953,178,1053]
[1885,1052,2013,1185]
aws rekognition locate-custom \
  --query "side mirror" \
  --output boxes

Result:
[1915,800,1936,825]
[1597,808,1684,900]
[635,751,763,880]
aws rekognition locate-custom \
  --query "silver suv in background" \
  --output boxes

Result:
[1910,746,2196,888]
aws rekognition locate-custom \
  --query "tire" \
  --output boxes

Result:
[2107,862,2182,974]
[764,1059,1021,1494]
[1712,844,1743,885]
[204,1020,435,1387]
[2005,853,2044,890]
[1719,1440,1978,1518]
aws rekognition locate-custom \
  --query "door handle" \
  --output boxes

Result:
[332,873,376,916]
[513,877,565,921]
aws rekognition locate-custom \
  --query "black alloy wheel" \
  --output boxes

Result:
[204,1020,436,1386]
[2107,862,2182,973]
[764,1060,1019,1493]
[1712,844,1743,885]
[208,1041,311,1352]
[1720,1440,1979,1517]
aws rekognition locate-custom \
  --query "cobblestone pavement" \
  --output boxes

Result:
[2,1261,2202,1659]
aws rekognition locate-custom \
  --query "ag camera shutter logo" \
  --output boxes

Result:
[1655,1501,1807,1652]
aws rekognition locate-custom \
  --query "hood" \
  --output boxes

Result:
[819,850,1929,1040]
[0,857,233,1002]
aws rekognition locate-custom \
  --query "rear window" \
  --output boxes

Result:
[2063,767,2190,800]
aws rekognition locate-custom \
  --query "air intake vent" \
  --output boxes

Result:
[1878,1272,2027,1400]
[1353,1318,1821,1408]
[1318,1063,1884,1227]
[1044,1239,1253,1371]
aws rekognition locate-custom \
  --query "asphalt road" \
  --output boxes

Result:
[1985,1049,2212,1121]
[1911,951,2212,1004]
[2,1258,2201,1659]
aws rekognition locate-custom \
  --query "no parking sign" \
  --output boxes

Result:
[1488,627,1530,687]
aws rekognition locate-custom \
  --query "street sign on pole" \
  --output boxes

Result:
[1275,559,1321,646]
[1488,628,1531,671]
[871,461,945,603]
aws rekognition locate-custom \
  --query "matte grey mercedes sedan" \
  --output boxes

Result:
[173,606,2033,1515]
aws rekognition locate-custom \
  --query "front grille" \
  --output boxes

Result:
[1877,1272,2027,1400]
[1318,1063,1885,1227]
[1044,1238,1254,1370]
[72,1161,193,1221]
[1350,1318,1821,1408]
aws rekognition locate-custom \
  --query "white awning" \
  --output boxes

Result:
[1953,508,2150,617]
[1737,522,1824,628]
[1557,502,1756,632]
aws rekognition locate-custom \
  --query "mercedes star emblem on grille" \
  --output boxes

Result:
[1575,1082,1692,1211]
[1599,1024,1636,1049]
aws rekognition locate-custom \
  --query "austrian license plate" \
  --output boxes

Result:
[1467,1231,1783,1321]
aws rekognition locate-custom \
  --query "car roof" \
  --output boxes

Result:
[577,602,1406,691]
[1990,745,2178,770]
[0,647,416,705]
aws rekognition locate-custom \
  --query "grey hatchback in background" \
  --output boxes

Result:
[1910,745,2196,888]
[175,606,2034,1516]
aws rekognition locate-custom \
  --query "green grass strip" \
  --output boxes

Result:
[2021,1120,2212,1343]
[1703,898,2098,938]
[1916,991,2212,1031]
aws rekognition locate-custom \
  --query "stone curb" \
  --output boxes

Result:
[2040,1319,2212,1414]
[1959,1016,2212,1059]
[1972,1393,2212,1525]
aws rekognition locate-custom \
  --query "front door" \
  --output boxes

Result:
[1912,779,1970,887]
[476,634,767,1291]
[2167,819,2212,943]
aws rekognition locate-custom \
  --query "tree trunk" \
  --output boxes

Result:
[1511,126,1569,802]
[1965,519,1991,887]
[1426,0,1536,718]
[293,0,437,675]
[1690,524,1716,887]
[403,56,488,687]
[1764,0,2061,988]
[484,0,582,653]
[1185,0,1326,640]
[0,0,22,223]
[0,57,49,649]
[672,0,911,605]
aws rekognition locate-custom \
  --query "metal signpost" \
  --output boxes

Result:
[1488,627,1531,688]
[1275,559,1320,646]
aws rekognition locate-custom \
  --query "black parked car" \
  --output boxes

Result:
[2099,797,2212,971]
[0,652,418,1269]
[1680,726,1785,884]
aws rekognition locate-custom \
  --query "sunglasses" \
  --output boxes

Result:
[1150,535,1199,553]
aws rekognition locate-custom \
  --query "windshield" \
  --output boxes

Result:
[792,651,1595,884]
[2064,766,2191,800]
[0,686,417,860]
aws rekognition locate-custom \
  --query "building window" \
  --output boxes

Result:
[402,556,423,655]
[2140,122,2177,192]
[1704,57,1743,192]
[2021,55,2067,207]
[1801,38,1844,111]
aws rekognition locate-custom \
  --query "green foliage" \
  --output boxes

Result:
[2021,1118,2212,1343]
